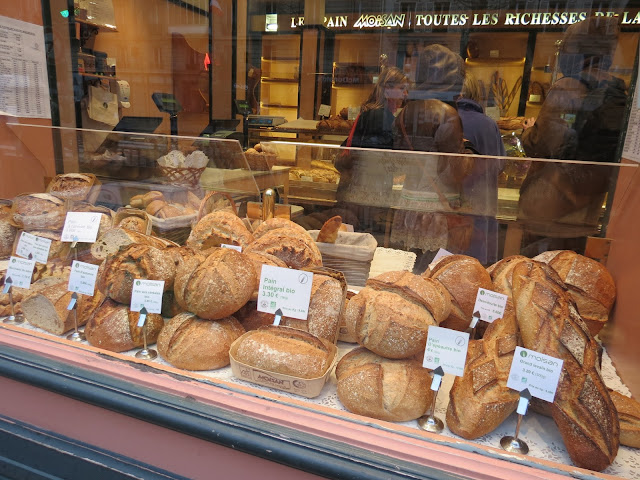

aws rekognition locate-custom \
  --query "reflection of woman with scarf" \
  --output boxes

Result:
[519,16,627,241]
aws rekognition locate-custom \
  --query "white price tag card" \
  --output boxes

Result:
[257,265,313,320]
[5,256,36,289]
[68,261,99,296]
[507,347,563,402]
[422,326,469,377]
[61,212,102,243]
[130,279,165,314]
[16,231,52,264]
[318,104,331,117]
[221,243,242,252]
[428,248,453,270]
[471,288,508,325]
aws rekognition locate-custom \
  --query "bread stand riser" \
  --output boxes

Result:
[135,306,157,360]
[417,366,444,433]
[2,277,25,325]
[500,389,531,454]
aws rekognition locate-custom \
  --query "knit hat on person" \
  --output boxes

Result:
[558,16,619,76]
[411,44,465,103]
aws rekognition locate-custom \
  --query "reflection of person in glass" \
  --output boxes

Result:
[335,67,408,228]
[518,16,627,245]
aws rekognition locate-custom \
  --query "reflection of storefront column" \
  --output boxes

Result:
[299,0,325,121]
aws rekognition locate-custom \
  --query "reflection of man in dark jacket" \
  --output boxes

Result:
[519,16,627,235]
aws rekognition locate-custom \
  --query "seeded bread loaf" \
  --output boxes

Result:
[336,347,434,422]
[158,312,245,370]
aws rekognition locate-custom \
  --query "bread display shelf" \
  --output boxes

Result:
[0,320,637,479]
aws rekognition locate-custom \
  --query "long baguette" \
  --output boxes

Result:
[512,260,619,471]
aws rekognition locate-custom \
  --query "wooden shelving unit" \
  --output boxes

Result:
[259,36,300,122]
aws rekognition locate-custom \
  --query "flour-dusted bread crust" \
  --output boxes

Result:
[91,228,170,262]
[85,298,164,352]
[158,312,245,370]
[533,250,616,336]
[97,243,176,304]
[446,303,520,439]
[186,210,254,250]
[336,347,434,422]
[512,260,619,471]
[423,254,493,331]
[280,273,344,343]
[252,217,308,239]
[233,326,332,379]
[174,248,257,320]
[245,228,322,270]
[11,193,66,230]
[46,173,98,202]
[244,252,288,301]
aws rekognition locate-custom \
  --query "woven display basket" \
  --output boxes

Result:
[244,152,276,171]
[157,166,206,187]
[150,213,196,245]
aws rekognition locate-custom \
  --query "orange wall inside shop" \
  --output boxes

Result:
[0,2,56,198]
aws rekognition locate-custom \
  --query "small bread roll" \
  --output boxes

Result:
[130,194,145,208]
[118,216,147,233]
[142,191,164,207]
[146,200,166,216]
[316,215,342,243]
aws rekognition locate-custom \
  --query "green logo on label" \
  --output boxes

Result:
[480,290,484,295]
[136,281,141,286]
[11,259,16,263]
[520,350,527,358]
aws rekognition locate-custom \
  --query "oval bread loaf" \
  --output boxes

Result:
[336,347,434,422]
[174,248,257,320]
[85,298,164,352]
[232,326,332,379]
[158,312,245,370]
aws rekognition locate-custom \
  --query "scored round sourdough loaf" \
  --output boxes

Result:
[345,271,451,359]
[244,252,288,301]
[157,312,245,370]
[533,250,616,336]
[335,347,434,422]
[422,254,493,331]
[232,325,333,379]
[85,298,164,352]
[97,243,176,304]
[11,193,66,231]
[251,217,308,239]
[245,228,322,270]
[174,248,257,320]
[186,210,254,250]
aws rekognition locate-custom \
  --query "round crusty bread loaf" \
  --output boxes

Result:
[157,312,245,370]
[533,250,615,336]
[245,228,322,270]
[186,210,254,250]
[487,255,530,297]
[174,248,257,320]
[117,215,147,233]
[97,243,176,304]
[252,217,308,239]
[244,252,288,301]
[336,347,434,422]
[338,291,358,343]
[85,298,164,352]
[11,193,66,230]
[0,219,17,259]
[232,325,332,379]
[21,282,74,335]
[349,271,451,359]
[281,273,344,343]
[422,254,493,331]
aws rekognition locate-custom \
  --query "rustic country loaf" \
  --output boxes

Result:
[174,248,257,320]
[84,298,164,352]
[158,312,245,370]
[97,243,176,304]
[608,390,640,448]
[234,301,274,331]
[244,252,288,301]
[336,347,434,422]
[446,303,521,439]
[348,271,450,359]
[338,290,358,343]
[0,218,17,259]
[11,193,66,230]
[91,228,171,262]
[512,260,619,471]
[186,210,254,250]
[245,228,322,270]
[46,173,97,202]
[423,254,493,331]
[280,273,344,344]
[21,282,76,335]
[117,215,147,233]
[533,250,616,336]
[252,217,308,239]
[232,325,332,379]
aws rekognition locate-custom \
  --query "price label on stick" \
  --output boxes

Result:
[470,288,508,328]
[130,279,164,314]
[61,212,102,243]
[5,256,36,289]
[507,347,563,402]
[257,265,313,320]
[423,326,469,377]
[16,231,51,264]
[68,261,99,296]
[428,248,453,270]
